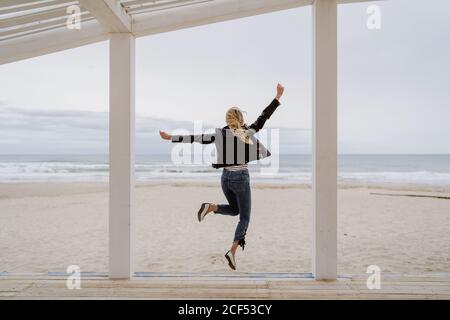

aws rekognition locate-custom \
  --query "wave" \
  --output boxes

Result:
[1,161,450,185]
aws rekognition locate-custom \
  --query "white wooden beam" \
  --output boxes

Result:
[109,33,135,279]
[0,6,88,29]
[79,0,131,33]
[0,0,77,15]
[0,15,95,41]
[132,0,313,37]
[0,0,38,8]
[312,0,338,280]
[0,0,382,65]
[125,0,213,15]
[338,0,381,4]
[0,20,108,65]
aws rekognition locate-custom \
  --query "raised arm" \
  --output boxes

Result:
[159,130,216,144]
[248,83,284,133]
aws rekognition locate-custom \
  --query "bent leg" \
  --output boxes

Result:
[215,178,239,216]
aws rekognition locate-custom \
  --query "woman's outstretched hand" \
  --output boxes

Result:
[159,130,172,141]
[276,83,285,101]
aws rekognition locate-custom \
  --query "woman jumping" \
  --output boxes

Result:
[159,83,284,270]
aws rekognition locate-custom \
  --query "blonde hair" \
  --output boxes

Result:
[225,107,253,144]
[226,107,244,129]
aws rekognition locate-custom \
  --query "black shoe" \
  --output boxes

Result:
[197,203,211,222]
[225,250,236,270]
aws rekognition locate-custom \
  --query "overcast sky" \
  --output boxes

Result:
[0,0,449,154]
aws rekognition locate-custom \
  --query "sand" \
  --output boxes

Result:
[0,181,449,275]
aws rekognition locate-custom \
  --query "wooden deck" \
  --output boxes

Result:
[1,273,449,299]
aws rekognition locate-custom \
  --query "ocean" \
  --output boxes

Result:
[0,154,450,187]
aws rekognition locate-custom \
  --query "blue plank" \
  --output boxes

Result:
[133,272,313,279]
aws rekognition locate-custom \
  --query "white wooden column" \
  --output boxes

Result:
[109,33,135,279]
[312,0,338,280]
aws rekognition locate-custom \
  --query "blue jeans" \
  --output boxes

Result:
[215,169,251,247]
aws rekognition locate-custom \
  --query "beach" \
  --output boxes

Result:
[1,181,449,275]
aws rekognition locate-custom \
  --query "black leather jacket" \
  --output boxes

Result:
[171,98,280,169]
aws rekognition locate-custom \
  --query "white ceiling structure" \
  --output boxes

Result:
[0,0,378,281]
[0,0,372,65]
